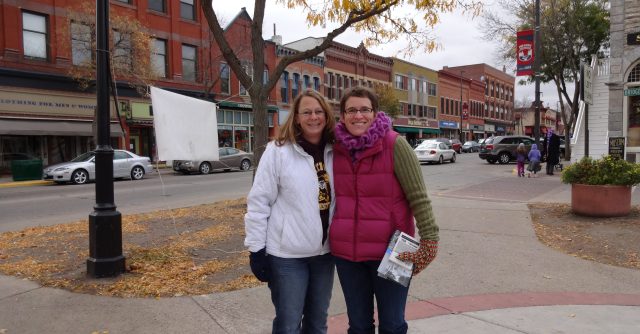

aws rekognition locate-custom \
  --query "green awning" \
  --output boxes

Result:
[394,126,440,134]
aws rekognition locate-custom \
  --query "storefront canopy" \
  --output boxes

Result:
[394,126,440,135]
[0,119,123,137]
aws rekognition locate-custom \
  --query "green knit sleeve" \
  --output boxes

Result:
[393,137,439,241]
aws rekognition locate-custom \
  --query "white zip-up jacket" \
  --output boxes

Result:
[244,140,334,258]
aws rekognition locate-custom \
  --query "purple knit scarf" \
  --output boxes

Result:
[335,112,392,157]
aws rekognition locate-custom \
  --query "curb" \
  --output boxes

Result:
[0,180,54,188]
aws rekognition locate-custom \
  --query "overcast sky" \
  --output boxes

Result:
[212,1,565,109]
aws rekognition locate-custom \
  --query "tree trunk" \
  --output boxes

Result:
[250,92,269,177]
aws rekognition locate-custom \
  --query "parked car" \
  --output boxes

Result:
[479,135,535,164]
[461,140,480,153]
[450,139,462,153]
[173,147,253,174]
[414,141,456,164]
[43,150,153,184]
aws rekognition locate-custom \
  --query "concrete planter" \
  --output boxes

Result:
[571,184,632,217]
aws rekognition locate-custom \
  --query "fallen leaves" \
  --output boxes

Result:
[0,198,265,298]
[529,203,640,270]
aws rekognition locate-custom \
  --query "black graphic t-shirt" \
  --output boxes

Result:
[297,137,331,244]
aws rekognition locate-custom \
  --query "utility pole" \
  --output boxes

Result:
[87,0,125,278]
[459,70,465,143]
[533,0,541,146]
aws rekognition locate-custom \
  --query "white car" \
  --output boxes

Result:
[43,150,153,184]
[414,141,456,164]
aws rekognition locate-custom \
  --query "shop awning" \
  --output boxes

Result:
[0,119,123,137]
[394,126,440,135]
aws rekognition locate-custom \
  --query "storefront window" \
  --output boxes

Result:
[217,110,224,123]
[218,126,233,148]
[235,126,250,152]
[242,112,249,124]
[225,111,233,124]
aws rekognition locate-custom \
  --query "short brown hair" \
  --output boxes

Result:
[275,89,336,146]
[339,86,379,115]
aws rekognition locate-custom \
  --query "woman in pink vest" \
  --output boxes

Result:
[330,87,439,334]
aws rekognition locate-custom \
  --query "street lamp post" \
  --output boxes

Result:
[459,70,465,143]
[87,0,125,278]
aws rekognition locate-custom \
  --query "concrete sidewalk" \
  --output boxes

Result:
[1,174,640,333]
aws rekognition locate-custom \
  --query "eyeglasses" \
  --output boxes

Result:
[344,107,374,116]
[299,110,325,117]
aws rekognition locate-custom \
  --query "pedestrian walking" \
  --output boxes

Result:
[527,143,542,178]
[516,143,527,177]
[244,89,336,333]
[330,86,439,334]
[543,129,561,175]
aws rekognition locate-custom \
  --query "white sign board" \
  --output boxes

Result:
[150,86,219,161]
[584,64,593,105]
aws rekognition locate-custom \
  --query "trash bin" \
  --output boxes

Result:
[11,159,43,181]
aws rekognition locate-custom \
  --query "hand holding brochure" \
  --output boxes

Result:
[377,230,420,287]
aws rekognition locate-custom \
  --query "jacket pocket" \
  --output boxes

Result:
[280,213,321,255]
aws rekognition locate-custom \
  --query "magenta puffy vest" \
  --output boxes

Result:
[330,131,414,262]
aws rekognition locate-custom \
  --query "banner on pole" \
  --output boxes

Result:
[516,30,534,76]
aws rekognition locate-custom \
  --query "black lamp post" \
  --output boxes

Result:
[533,0,542,146]
[459,70,465,142]
[87,0,125,278]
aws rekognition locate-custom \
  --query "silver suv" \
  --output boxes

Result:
[478,135,535,164]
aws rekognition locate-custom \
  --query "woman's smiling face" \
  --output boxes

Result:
[296,96,326,144]
[342,96,375,137]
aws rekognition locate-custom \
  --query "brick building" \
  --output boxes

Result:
[211,8,279,152]
[285,38,393,114]
[272,36,324,124]
[391,58,439,145]
[437,70,470,140]
[0,2,281,176]
[446,64,515,137]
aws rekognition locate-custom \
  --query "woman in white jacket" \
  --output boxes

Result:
[245,89,336,333]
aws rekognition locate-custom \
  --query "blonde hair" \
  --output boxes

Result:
[275,89,336,146]
[517,143,526,154]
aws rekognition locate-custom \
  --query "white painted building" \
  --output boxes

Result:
[573,0,640,163]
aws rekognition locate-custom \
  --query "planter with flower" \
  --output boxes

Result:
[561,155,640,217]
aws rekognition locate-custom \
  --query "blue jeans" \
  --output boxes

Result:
[335,257,409,334]
[268,253,335,334]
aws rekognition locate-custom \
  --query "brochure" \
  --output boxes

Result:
[377,230,420,287]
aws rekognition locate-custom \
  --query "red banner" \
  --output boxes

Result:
[516,30,534,76]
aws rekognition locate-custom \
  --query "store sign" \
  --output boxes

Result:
[627,32,640,46]
[624,87,640,96]
[608,137,625,160]
[0,89,102,117]
[496,126,505,132]
[439,121,458,129]
[408,119,427,127]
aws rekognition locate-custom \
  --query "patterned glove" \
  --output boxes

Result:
[249,248,270,282]
[397,239,438,276]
